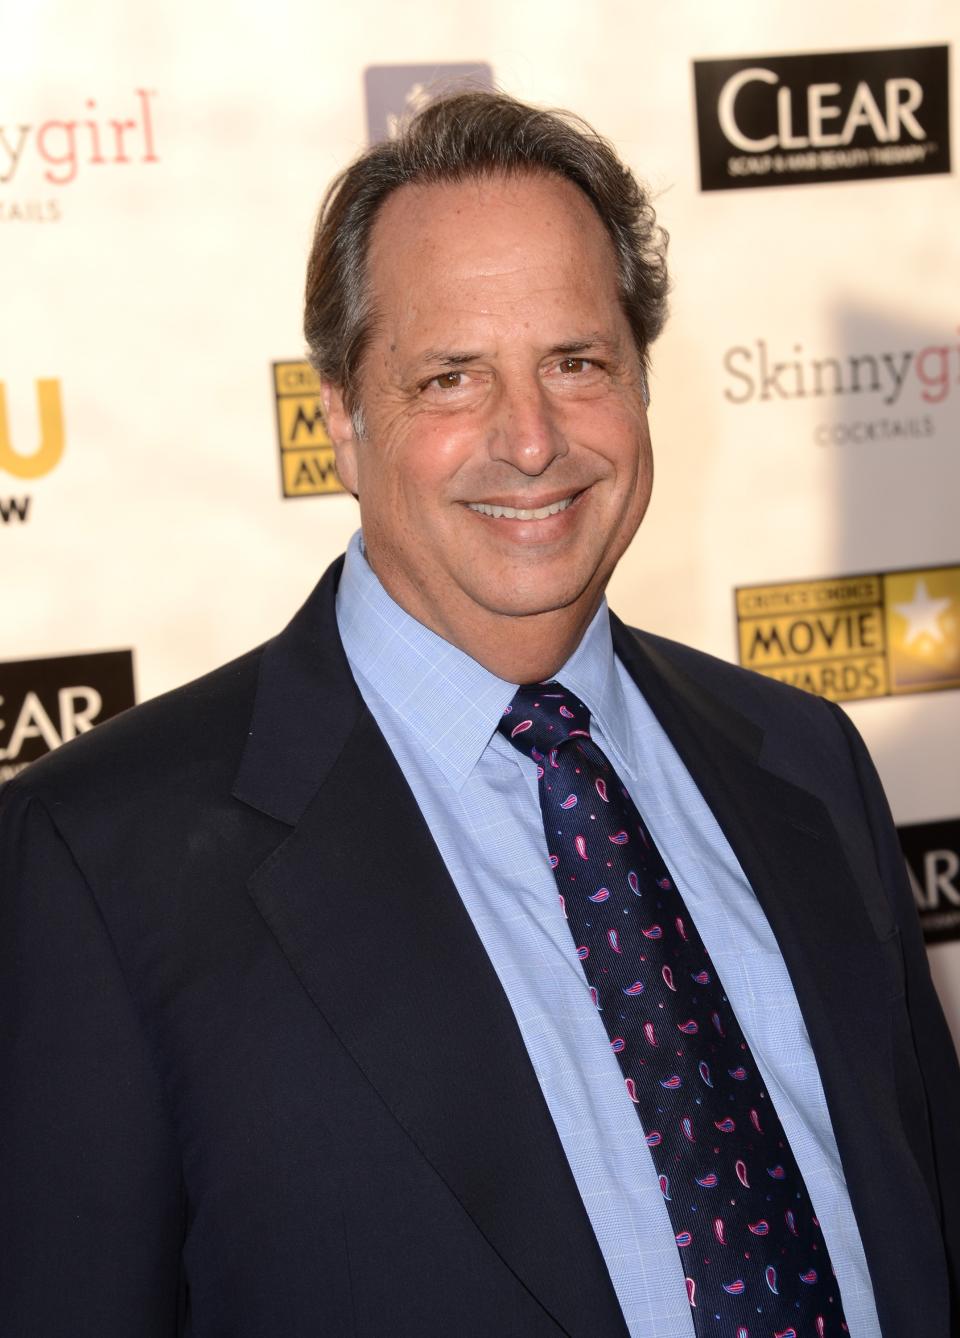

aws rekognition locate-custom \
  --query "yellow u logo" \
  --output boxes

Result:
[0,379,65,479]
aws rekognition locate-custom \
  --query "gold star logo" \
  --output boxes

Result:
[886,568,960,692]
[892,579,953,651]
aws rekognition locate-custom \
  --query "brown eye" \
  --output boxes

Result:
[559,358,588,374]
[434,371,463,389]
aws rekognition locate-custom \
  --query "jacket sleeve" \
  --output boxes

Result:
[0,782,185,1337]
[827,700,960,1318]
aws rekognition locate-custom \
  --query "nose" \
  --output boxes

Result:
[487,376,568,475]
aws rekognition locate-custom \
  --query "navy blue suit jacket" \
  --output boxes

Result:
[2,558,958,1336]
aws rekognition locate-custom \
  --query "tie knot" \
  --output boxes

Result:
[497,682,592,761]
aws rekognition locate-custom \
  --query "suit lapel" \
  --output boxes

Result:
[611,619,939,1330]
[236,564,628,1338]
[611,615,885,957]
[609,617,895,1088]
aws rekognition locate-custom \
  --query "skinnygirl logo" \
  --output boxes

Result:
[722,332,960,406]
[0,89,158,187]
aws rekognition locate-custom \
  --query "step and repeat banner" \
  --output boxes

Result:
[2,2,958,1039]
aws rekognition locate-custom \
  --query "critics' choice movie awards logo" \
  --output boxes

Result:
[898,818,960,945]
[0,377,64,525]
[364,63,494,143]
[735,564,960,702]
[693,46,950,191]
[0,88,158,222]
[0,650,135,782]
[273,362,343,498]
[721,328,960,446]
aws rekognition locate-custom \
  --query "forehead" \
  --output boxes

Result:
[364,171,621,333]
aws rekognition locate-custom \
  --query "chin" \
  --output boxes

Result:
[469,576,595,621]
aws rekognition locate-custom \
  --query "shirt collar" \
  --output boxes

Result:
[555,606,636,779]
[335,530,635,787]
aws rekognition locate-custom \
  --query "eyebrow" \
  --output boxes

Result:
[416,350,483,368]
[413,333,620,368]
[547,334,620,357]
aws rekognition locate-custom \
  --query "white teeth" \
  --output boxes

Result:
[467,496,574,520]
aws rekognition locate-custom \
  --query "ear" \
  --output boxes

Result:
[320,380,360,496]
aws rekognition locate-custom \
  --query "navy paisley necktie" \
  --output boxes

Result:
[497,682,849,1338]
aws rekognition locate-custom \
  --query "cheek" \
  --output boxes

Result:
[394,422,478,500]
[589,422,650,499]
[592,413,652,528]
[564,393,646,451]
[417,411,479,455]
[357,440,450,550]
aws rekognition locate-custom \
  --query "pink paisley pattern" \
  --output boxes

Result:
[498,683,848,1336]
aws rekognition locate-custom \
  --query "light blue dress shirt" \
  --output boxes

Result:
[335,530,882,1338]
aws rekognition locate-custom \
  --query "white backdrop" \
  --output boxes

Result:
[2,0,958,1038]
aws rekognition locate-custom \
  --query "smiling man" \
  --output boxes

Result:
[2,92,959,1338]
[319,168,652,686]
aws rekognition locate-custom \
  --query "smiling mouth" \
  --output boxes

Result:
[466,495,576,521]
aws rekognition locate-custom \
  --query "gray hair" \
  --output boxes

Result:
[304,90,669,420]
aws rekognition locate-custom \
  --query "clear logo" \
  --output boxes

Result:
[693,47,950,191]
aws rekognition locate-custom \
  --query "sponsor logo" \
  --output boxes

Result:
[273,361,343,498]
[693,46,950,191]
[899,818,960,944]
[735,564,960,701]
[0,650,136,781]
[0,88,158,222]
[0,377,65,525]
[364,63,494,143]
[721,326,958,446]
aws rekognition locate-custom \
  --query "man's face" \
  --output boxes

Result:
[326,171,653,666]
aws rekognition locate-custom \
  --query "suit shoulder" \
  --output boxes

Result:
[3,645,266,816]
[624,624,834,725]
[615,621,857,791]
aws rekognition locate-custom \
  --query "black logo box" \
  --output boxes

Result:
[693,45,950,191]
[0,649,135,769]
[898,817,960,946]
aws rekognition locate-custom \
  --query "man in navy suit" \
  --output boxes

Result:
[2,91,958,1336]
